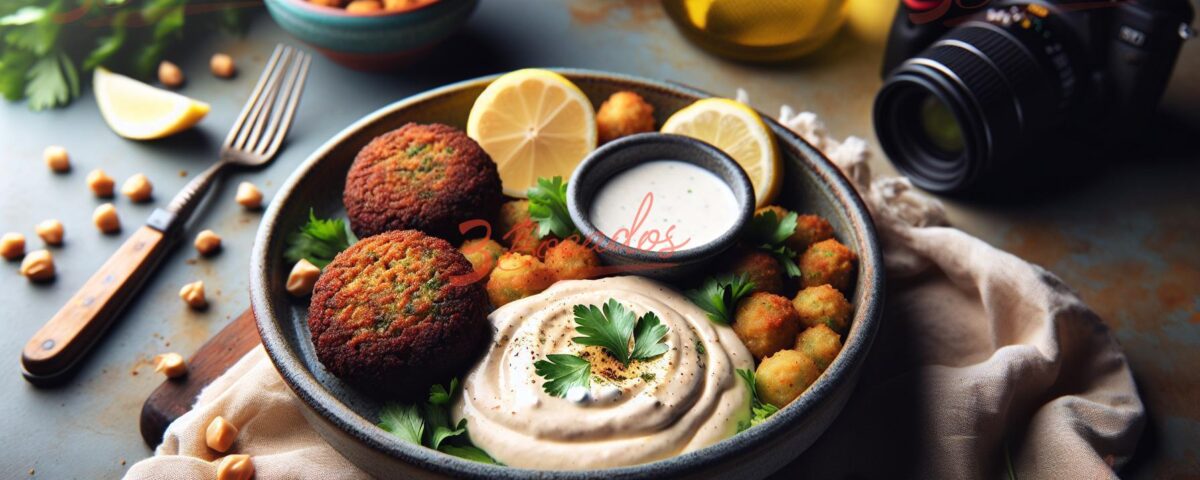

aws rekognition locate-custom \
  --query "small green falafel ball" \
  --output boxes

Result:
[795,324,842,371]
[733,292,802,360]
[726,249,784,294]
[791,284,852,334]
[544,239,600,281]
[799,238,856,292]
[755,349,821,409]
[486,252,556,307]
[460,238,504,278]
[756,206,834,252]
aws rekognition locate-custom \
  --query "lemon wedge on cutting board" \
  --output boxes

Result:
[94,67,210,140]
[661,98,780,206]
[467,69,597,197]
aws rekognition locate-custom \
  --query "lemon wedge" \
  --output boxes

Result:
[661,98,780,206]
[467,69,597,197]
[94,67,210,140]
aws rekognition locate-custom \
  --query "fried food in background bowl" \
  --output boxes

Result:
[264,0,477,71]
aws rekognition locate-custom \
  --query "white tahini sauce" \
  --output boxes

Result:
[454,276,753,469]
[588,160,739,252]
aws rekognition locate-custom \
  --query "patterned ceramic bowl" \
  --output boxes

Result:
[263,0,478,71]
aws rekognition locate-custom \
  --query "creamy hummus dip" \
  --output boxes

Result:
[455,276,753,469]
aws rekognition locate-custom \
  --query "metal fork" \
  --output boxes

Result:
[21,45,311,385]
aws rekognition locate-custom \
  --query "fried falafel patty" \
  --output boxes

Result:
[344,123,502,239]
[308,230,488,396]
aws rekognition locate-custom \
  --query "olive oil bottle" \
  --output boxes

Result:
[662,0,850,62]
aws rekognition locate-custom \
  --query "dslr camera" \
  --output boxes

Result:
[874,0,1195,193]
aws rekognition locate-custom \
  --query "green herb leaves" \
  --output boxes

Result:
[377,379,500,465]
[379,403,424,445]
[527,176,575,239]
[535,299,671,398]
[744,210,801,277]
[0,0,244,110]
[283,209,356,269]
[686,274,756,324]
[631,312,670,361]
[735,369,779,433]
[574,299,669,365]
[533,354,592,397]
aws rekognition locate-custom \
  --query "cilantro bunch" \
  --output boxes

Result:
[527,176,575,239]
[685,274,756,325]
[0,0,247,110]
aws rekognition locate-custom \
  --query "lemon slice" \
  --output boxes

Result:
[661,98,780,206]
[467,69,597,197]
[94,67,210,140]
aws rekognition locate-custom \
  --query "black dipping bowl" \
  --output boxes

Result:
[250,69,884,479]
[567,133,755,280]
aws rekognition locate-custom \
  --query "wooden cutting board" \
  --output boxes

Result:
[139,309,261,447]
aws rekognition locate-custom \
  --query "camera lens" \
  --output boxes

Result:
[875,18,1079,193]
[917,93,964,156]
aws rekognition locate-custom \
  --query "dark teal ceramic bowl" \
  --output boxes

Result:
[567,133,756,280]
[263,0,477,71]
[250,69,885,479]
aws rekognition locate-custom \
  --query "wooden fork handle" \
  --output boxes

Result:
[22,225,171,384]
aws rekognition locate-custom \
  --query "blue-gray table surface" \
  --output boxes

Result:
[1,1,1196,478]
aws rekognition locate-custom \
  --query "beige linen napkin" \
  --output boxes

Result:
[126,96,1142,479]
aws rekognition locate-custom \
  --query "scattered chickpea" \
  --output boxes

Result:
[154,352,187,378]
[205,416,240,453]
[194,230,222,256]
[180,280,208,309]
[35,219,64,246]
[43,145,70,172]
[158,61,184,88]
[93,203,121,234]
[1,233,25,260]
[20,249,55,282]
[216,454,254,480]
[346,0,383,12]
[121,173,154,202]
[86,169,115,197]
[235,182,263,209]
[210,53,236,79]
[286,258,321,297]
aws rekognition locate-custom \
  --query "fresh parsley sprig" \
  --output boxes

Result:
[527,176,576,239]
[0,0,247,110]
[574,299,668,366]
[534,354,592,397]
[735,369,779,432]
[535,299,671,398]
[744,210,802,277]
[283,209,356,269]
[378,378,501,465]
[685,274,756,325]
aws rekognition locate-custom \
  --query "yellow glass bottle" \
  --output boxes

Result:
[662,0,850,62]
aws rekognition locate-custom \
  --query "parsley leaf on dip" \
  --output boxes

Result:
[534,354,592,397]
